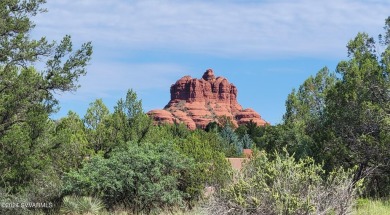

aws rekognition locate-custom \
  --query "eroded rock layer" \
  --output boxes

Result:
[147,69,267,129]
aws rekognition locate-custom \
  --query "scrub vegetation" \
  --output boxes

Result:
[0,1,389,214]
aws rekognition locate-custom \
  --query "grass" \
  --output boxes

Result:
[56,196,390,215]
[58,197,206,215]
[95,207,206,215]
[354,198,390,215]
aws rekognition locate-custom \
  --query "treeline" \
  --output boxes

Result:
[0,88,363,214]
[1,1,389,214]
[0,87,239,214]
[261,25,390,197]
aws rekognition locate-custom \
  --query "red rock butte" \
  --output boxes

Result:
[147,69,268,130]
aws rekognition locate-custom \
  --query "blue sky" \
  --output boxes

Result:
[32,0,390,125]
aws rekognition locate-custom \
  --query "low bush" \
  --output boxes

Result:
[206,150,360,215]
[0,168,61,215]
[60,195,104,215]
[63,141,198,214]
[0,189,30,215]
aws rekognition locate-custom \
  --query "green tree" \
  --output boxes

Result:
[241,133,253,149]
[0,0,92,135]
[279,17,390,197]
[255,124,313,160]
[51,111,92,174]
[255,124,284,152]
[205,121,221,133]
[278,18,390,197]
[108,89,153,146]
[136,122,232,198]
[0,0,92,195]
[90,90,153,156]
[236,120,267,148]
[325,26,390,196]
[84,99,110,153]
[219,125,243,157]
[282,67,337,159]
[284,67,336,126]
[245,120,263,141]
[84,99,109,131]
[174,130,232,193]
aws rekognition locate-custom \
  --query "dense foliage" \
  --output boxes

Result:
[236,20,390,197]
[280,21,390,197]
[60,91,233,213]
[0,1,389,214]
[0,0,92,194]
[63,142,197,214]
[207,150,360,215]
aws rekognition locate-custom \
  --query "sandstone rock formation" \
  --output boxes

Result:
[147,69,267,129]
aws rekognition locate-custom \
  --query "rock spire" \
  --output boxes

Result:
[147,69,267,129]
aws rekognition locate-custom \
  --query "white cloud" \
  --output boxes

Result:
[31,0,390,106]
[55,62,188,101]
[33,0,389,58]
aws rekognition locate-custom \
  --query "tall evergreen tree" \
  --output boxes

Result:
[84,99,110,153]
[325,25,390,196]
[0,0,92,192]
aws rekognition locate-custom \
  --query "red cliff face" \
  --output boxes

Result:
[147,69,267,129]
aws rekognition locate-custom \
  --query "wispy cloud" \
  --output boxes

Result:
[34,0,389,58]
[31,0,390,120]
[56,62,188,101]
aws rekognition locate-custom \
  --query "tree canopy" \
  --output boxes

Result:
[0,0,92,194]
[0,0,92,136]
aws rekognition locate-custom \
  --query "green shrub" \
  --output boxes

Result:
[63,142,198,214]
[0,188,31,215]
[0,167,61,215]
[207,150,360,215]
